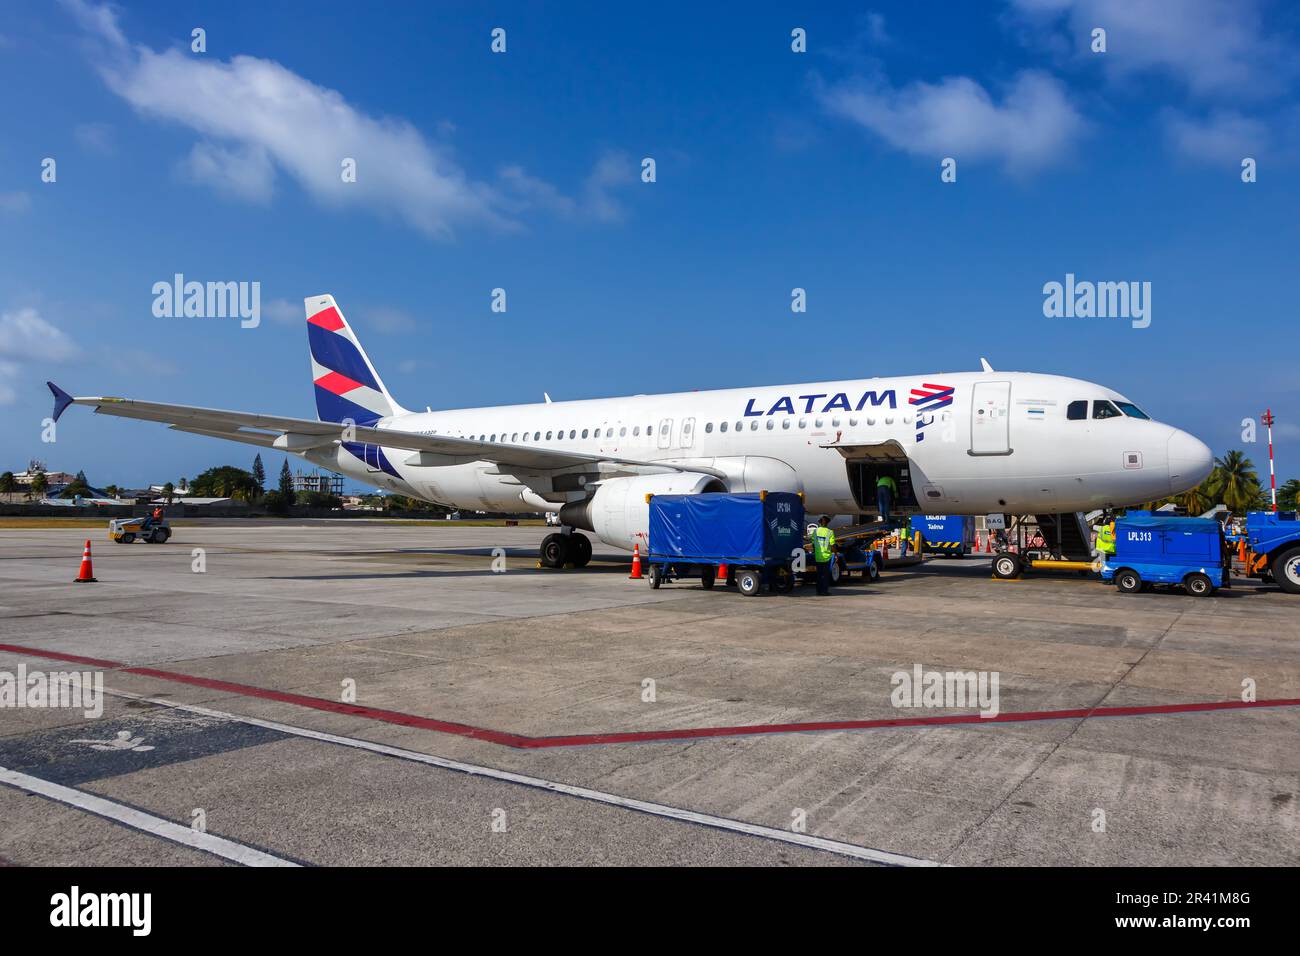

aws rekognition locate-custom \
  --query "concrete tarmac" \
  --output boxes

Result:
[1,522,1297,866]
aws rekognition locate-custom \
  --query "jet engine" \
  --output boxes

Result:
[559,472,726,550]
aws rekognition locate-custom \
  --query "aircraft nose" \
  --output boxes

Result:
[1167,429,1213,495]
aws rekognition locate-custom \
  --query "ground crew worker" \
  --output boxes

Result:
[1096,518,1116,558]
[876,473,898,523]
[812,515,836,596]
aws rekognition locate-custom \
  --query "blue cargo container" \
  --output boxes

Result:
[1244,510,1300,594]
[647,492,804,596]
[1100,514,1229,596]
[909,514,975,556]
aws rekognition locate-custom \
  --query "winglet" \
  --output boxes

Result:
[47,382,75,422]
[979,358,994,373]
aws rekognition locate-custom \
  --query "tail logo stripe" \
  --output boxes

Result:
[314,370,365,397]
[307,306,346,331]
[307,324,382,393]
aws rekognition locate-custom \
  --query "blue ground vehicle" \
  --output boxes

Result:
[646,491,804,596]
[1243,510,1300,594]
[1100,514,1230,596]
[909,514,975,556]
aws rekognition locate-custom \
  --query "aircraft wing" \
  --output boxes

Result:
[47,383,723,476]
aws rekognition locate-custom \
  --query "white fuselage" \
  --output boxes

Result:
[303,370,1213,538]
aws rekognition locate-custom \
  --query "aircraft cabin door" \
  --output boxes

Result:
[680,418,695,449]
[970,381,1012,455]
[657,418,673,449]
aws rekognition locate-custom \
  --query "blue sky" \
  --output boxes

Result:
[2,0,1298,490]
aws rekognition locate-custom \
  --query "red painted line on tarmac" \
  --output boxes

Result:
[3,642,1298,750]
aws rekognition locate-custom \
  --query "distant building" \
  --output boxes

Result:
[13,469,76,487]
[291,469,344,496]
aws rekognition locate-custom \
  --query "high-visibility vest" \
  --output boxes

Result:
[812,526,835,563]
[877,475,898,493]
[1096,523,1116,554]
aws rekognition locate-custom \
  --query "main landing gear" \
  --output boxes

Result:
[540,531,593,569]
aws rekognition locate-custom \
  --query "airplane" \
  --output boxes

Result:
[48,294,1214,568]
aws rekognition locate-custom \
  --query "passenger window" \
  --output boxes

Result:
[720,422,728,433]
[633,426,640,436]
[750,420,759,430]
[534,431,540,441]
[1093,401,1122,420]
[765,419,774,430]
[782,419,791,429]
[569,429,576,439]
[619,427,626,437]
[581,429,589,438]
[546,431,552,440]
[1067,400,1087,421]
[705,423,713,433]
[798,419,807,428]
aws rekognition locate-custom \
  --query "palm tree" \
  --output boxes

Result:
[1207,450,1260,514]
[1279,478,1300,512]
[0,472,15,496]
[29,471,49,500]
[1177,484,1211,515]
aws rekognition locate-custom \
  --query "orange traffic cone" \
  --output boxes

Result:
[629,543,643,579]
[1238,538,1247,563]
[881,539,890,560]
[74,539,97,583]
[718,562,729,583]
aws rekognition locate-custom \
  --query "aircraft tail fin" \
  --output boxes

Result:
[304,295,408,425]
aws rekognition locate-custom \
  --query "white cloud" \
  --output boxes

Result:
[62,0,511,239]
[820,70,1087,173]
[499,151,636,223]
[582,152,634,224]
[1163,110,1273,165]
[0,192,32,214]
[1008,0,1296,99]
[180,141,275,202]
[73,121,115,154]
[263,298,301,326]
[0,308,81,405]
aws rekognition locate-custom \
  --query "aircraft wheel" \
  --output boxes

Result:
[1115,568,1143,594]
[1272,546,1300,595]
[735,569,762,597]
[1184,572,1215,597]
[991,553,1021,579]
[540,533,568,568]
[569,533,592,567]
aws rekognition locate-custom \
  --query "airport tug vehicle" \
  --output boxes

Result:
[1100,513,1230,597]
[1241,510,1300,595]
[645,491,805,596]
[108,515,172,544]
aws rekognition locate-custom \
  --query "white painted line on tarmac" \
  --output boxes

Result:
[106,689,945,867]
[0,766,300,868]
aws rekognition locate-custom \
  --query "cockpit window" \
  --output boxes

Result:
[1092,400,1122,420]
[1067,400,1088,421]
[1115,401,1150,420]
